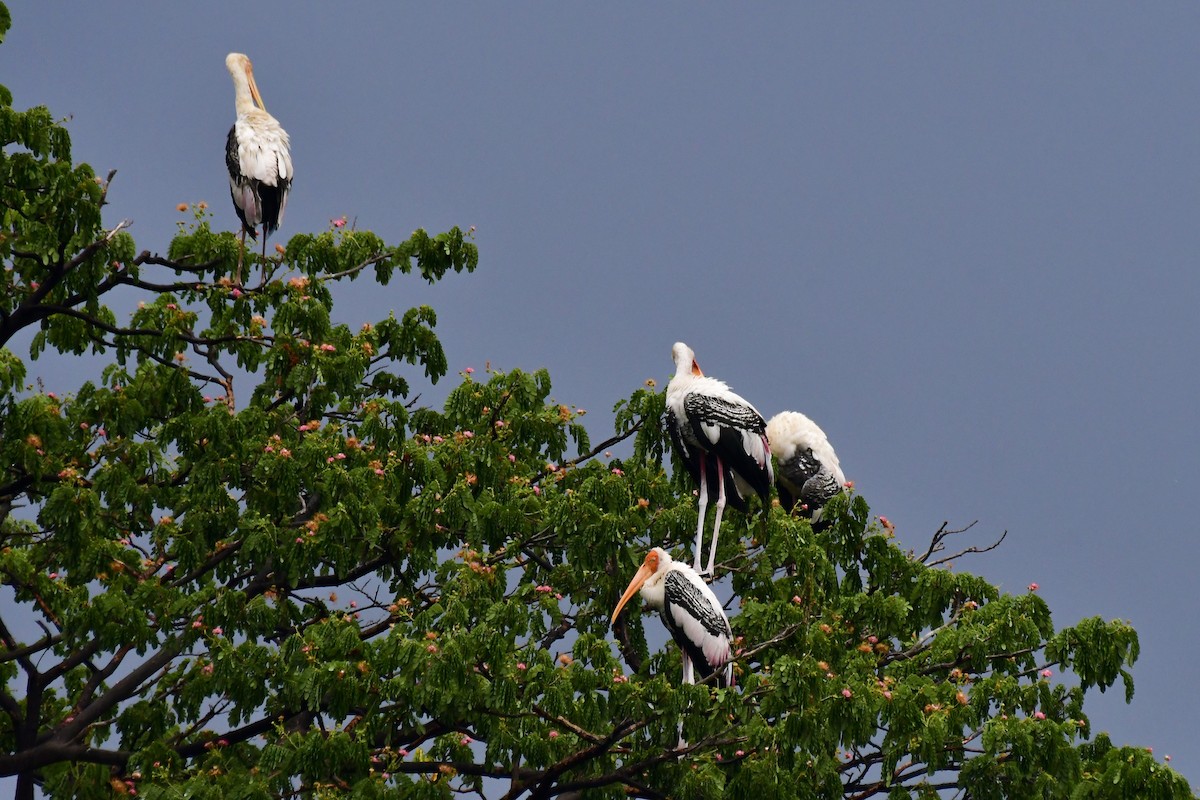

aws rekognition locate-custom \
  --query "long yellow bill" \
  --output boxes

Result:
[247,70,266,111]
[610,551,659,624]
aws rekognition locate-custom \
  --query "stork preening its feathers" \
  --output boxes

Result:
[225,52,292,285]
[611,547,734,688]
[766,411,846,530]
[665,342,772,578]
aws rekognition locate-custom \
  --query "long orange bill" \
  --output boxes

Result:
[247,71,266,111]
[610,562,654,624]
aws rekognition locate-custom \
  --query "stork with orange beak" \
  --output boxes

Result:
[225,52,292,284]
[665,342,772,578]
[611,547,733,687]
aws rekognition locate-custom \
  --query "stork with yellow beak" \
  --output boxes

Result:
[225,52,292,284]
[611,547,734,688]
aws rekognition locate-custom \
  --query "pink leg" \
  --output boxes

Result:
[235,228,246,286]
[693,467,708,572]
[705,459,727,577]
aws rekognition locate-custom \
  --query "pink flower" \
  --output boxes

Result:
[535,585,553,594]
[882,690,892,701]
[374,468,385,476]
[203,664,214,675]
[1028,582,1039,591]
[433,435,443,443]
[192,620,203,629]
[231,288,243,299]
[1041,669,1053,678]
[426,644,438,653]
[319,343,336,352]
[508,454,516,463]
[611,468,624,476]
[460,736,472,745]
[349,601,358,609]
[791,595,802,604]
[332,216,347,228]
[211,627,223,636]
[97,428,107,438]
[532,486,541,495]
[735,750,745,757]
[462,431,474,439]
[516,662,527,671]
[1033,711,1046,720]
[465,367,474,374]
[79,422,89,430]
[548,730,559,739]
[842,688,853,698]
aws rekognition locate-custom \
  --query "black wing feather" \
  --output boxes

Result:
[226,125,256,239]
[662,571,732,688]
[777,447,840,529]
[665,409,749,512]
[683,393,771,504]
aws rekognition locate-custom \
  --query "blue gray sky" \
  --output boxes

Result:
[3,2,1198,788]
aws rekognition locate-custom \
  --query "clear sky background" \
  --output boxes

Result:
[2,1,1198,790]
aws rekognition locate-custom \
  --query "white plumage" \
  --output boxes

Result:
[611,547,733,687]
[665,342,772,577]
[225,52,292,283]
[766,411,846,528]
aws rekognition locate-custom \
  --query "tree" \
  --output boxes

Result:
[0,11,1193,799]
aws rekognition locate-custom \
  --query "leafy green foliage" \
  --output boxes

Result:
[0,9,1193,799]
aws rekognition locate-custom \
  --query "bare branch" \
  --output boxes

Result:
[926,529,1008,568]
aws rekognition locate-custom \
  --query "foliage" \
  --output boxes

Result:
[0,9,1193,799]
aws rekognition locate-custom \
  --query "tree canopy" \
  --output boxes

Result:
[0,8,1193,799]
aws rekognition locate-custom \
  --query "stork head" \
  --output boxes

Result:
[226,53,266,111]
[671,342,703,377]
[610,547,672,624]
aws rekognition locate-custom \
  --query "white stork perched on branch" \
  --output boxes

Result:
[611,547,733,688]
[665,342,772,578]
[225,52,292,285]
[766,411,846,530]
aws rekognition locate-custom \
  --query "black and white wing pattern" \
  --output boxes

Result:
[766,411,846,527]
[665,408,749,512]
[661,570,733,687]
[682,393,772,506]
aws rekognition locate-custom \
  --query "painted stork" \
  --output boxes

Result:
[225,52,292,284]
[766,411,846,530]
[611,547,733,688]
[665,342,772,577]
